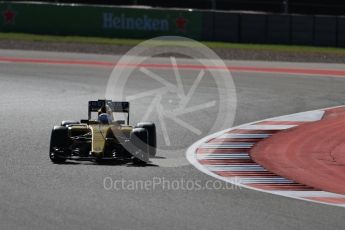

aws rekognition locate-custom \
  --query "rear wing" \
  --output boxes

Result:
[88,100,130,123]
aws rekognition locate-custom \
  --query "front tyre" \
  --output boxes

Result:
[130,128,149,165]
[49,126,69,164]
[135,122,157,157]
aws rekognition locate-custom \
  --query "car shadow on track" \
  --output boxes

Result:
[53,160,159,167]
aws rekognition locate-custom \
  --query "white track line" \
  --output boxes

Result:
[201,143,255,148]
[219,133,271,139]
[238,124,296,130]
[197,153,250,160]
[186,105,345,207]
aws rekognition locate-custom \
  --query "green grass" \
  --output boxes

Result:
[0,32,344,55]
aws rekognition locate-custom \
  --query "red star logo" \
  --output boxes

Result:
[175,16,187,32]
[3,8,16,25]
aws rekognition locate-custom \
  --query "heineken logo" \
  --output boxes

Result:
[103,13,169,31]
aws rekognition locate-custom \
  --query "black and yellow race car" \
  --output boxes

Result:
[49,99,156,165]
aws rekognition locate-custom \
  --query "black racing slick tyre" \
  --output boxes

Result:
[130,128,149,165]
[135,122,157,157]
[49,126,69,164]
[61,120,80,127]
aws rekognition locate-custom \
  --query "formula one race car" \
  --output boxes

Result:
[49,99,156,165]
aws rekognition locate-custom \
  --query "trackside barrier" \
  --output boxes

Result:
[0,2,344,47]
[338,17,345,47]
[267,14,290,44]
[314,16,337,46]
[210,12,343,47]
[213,12,239,42]
[291,15,314,45]
[0,2,202,39]
[201,11,214,41]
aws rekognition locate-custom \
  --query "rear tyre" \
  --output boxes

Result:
[135,122,156,157]
[130,128,149,165]
[61,120,80,127]
[49,126,69,164]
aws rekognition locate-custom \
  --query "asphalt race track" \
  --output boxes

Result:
[1,49,345,230]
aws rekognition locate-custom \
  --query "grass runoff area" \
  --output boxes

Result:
[0,32,344,55]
